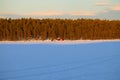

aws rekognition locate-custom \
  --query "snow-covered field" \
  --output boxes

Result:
[0,41,120,80]
[0,39,120,44]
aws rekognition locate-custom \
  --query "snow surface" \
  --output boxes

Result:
[0,41,120,80]
[0,39,120,44]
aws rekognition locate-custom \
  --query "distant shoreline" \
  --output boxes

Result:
[0,39,120,44]
[1,18,120,41]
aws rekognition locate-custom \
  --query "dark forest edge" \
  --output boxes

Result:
[0,18,120,41]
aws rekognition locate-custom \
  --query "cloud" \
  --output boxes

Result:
[110,5,120,11]
[26,11,63,16]
[0,13,22,19]
[23,10,96,16]
[0,10,96,19]
[68,11,96,16]
[95,2,110,6]
[1,10,119,20]
[96,10,120,20]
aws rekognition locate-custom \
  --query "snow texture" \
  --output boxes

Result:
[0,41,120,80]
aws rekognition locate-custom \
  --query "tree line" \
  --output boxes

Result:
[0,18,120,41]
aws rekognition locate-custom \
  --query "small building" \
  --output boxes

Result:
[56,37,64,41]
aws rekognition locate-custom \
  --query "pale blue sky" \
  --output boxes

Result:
[0,0,120,19]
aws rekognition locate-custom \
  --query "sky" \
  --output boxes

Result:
[0,0,120,19]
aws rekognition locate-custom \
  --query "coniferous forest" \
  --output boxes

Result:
[0,18,120,41]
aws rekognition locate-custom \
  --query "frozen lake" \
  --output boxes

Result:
[0,41,120,80]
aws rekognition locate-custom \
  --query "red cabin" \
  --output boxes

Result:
[56,37,64,41]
